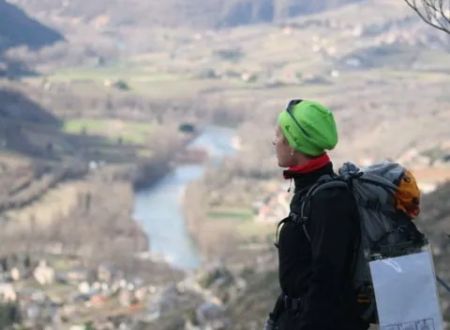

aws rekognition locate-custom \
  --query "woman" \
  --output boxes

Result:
[266,99,369,330]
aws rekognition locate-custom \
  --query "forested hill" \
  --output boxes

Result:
[8,0,365,29]
[0,0,63,53]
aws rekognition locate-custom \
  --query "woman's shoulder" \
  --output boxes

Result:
[308,185,357,223]
[311,183,353,203]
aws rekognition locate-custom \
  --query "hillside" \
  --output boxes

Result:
[8,0,364,29]
[0,0,63,53]
[0,0,449,327]
[0,0,63,76]
[0,89,60,124]
[4,0,449,161]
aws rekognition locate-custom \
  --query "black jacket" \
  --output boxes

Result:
[272,163,368,330]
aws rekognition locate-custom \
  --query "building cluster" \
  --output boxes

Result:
[0,254,154,329]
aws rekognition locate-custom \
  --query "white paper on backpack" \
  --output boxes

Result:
[369,248,444,330]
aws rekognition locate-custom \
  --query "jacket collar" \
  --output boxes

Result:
[284,162,334,193]
[283,153,330,178]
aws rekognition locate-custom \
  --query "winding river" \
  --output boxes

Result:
[132,126,236,270]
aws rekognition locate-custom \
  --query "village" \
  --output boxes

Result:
[0,247,265,329]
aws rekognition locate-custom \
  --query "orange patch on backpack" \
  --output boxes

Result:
[394,169,421,218]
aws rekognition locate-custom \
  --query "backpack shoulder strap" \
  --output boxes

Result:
[290,175,349,243]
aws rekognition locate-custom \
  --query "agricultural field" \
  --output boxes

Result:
[63,118,154,145]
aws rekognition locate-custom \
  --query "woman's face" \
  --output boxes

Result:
[273,126,296,168]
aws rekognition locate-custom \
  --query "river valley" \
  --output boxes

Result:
[132,126,237,270]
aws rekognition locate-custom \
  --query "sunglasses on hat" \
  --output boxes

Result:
[286,99,310,138]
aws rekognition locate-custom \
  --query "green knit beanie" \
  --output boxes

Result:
[277,100,338,156]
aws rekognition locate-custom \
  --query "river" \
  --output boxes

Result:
[132,126,237,270]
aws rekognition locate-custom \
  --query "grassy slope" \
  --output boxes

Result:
[63,118,153,145]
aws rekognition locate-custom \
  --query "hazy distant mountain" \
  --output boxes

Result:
[0,0,63,53]
[220,0,366,27]
[8,0,365,29]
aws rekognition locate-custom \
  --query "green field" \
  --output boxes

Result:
[52,67,182,83]
[63,118,153,145]
[207,207,254,221]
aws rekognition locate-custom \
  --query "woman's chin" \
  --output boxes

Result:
[278,161,289,168]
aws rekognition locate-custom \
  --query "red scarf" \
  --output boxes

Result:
[283,153,331,179]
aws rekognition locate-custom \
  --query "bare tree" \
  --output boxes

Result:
[404,0,450,33]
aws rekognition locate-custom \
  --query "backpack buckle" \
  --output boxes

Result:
[290,212,308,225]
[282,294,303,311]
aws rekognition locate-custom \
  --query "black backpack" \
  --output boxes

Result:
[283,161,426,323]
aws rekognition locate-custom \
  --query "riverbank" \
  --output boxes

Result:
[132,126,237,270]
[0,156,187,328]
[2,164,139,261]
[130,130,199,190]
[0,124,195,277]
